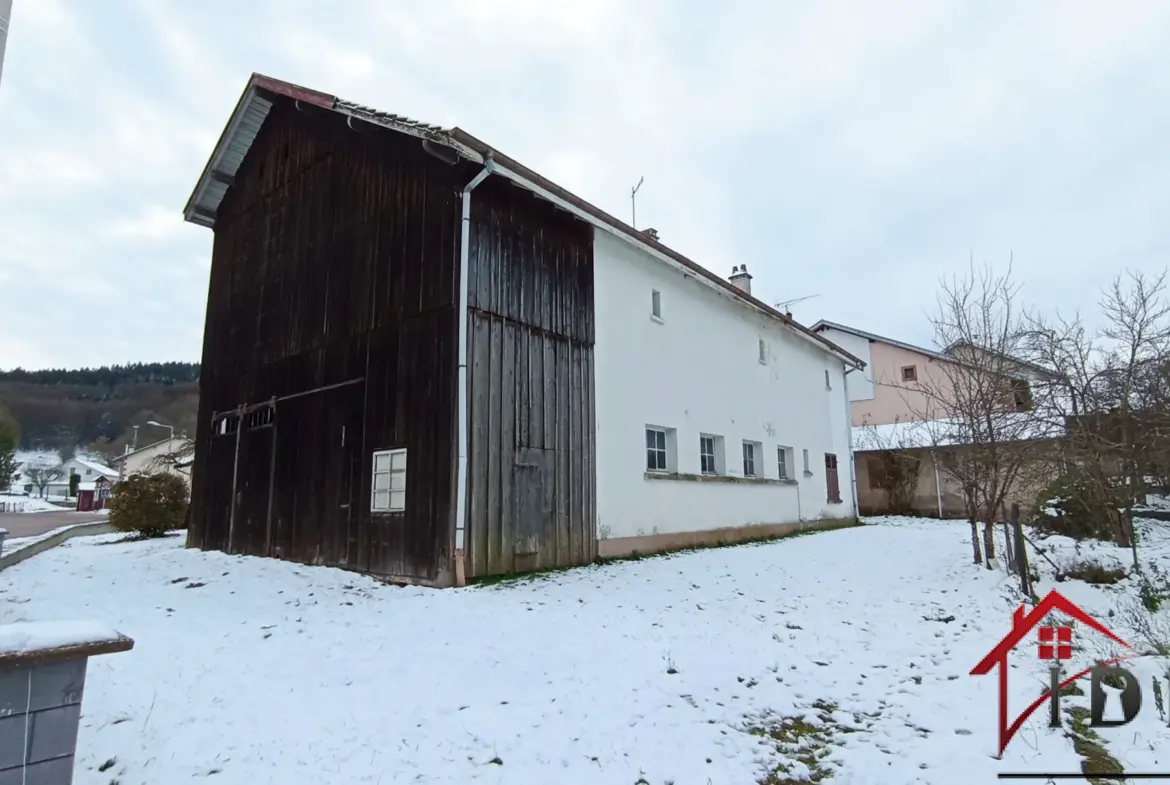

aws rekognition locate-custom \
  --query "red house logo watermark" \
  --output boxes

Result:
[969,590,1136,758]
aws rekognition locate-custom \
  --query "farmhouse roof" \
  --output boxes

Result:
[183,73,865,371]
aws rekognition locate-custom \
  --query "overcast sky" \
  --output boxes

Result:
[1,0,1168,370]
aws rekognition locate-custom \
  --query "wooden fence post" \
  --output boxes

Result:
[970,518,983,565]
[1011,502,1033,599]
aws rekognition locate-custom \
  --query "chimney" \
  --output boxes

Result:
[729,265,753,295]
[642,227,660,242]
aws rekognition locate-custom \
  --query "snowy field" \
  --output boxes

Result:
[2,518,1170,784]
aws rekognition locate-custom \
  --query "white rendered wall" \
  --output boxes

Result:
[815,328,874,402]
[592,230,856,541]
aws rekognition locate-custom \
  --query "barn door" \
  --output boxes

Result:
[226,402,276,556]
[513,447,553,563]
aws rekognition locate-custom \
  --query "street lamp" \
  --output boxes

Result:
[145,421,175,441]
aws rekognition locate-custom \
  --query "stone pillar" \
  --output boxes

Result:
[0,622,133,785]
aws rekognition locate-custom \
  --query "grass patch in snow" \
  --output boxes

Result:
[1063,561,1129,585]
[476,519,863,587]
[1064,705,1125,784]
[748,699,878,784]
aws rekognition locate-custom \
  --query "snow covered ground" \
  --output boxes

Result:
[1,519,1169,784]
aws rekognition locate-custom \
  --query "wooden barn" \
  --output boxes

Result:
[183,74,597,586]
[184,74,865,587]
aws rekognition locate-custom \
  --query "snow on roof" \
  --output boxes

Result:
[853,414,1062,451]
[72,458,118,478]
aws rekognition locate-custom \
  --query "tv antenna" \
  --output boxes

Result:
[775,294,821,312]
[631,176,644,228]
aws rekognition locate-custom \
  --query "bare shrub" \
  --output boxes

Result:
[108,473,189,539]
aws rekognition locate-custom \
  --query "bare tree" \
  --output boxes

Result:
[1024,270,1170,563]
[908,261,1058,565]
[854,419,926,516]
[24,463,64,498]
[144,438,195,476]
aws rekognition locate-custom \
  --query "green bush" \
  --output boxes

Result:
[1032,469,1123,541]
[107,473,189,538]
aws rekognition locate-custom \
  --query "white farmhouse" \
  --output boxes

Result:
[593,237,862,555]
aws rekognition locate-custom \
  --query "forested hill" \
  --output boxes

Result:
[0,362,200,387]
[0,362,201,457]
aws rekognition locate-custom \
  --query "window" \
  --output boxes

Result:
[646,427,678,473]
[825,369,832,390]
[1011,379,1033,412]
[698,434,724,475]
[758,339,768,364]
[742,441,759,477]
[85,469,93,477]
[802,448,811,475]
[825,453,842,503]
[651,289,663,321]
[700,435,716,474]
[777,446,794,480]
[901,365,918,382]
[371,448,407,513]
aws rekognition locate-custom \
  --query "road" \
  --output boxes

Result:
[0,511,107,539]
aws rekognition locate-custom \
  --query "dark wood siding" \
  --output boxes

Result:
[465,177,597,577]
[190,97,463,582]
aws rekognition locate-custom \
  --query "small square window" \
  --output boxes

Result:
[651,289,663,321]
[742,441,759,477]
[901,365,918,382]
[371,448,407,513]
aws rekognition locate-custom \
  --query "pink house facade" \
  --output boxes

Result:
[810,321,960,427]
[810,320,1048,518]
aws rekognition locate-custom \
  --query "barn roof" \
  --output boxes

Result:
[184,73,865,370]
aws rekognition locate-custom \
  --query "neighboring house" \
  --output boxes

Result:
[810,320,1043,427]
[39,457,119,500]
[810,321,1056,518]
[180,72,865,587]
[110,437,194,482]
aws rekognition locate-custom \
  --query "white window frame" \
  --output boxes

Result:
[651,289,663,322]
[758,338,768,365]
[777,445,794,480]
[371,448,407,513]
[645,425,677,473]
[742,440,761,477]
[802,448,812,476]
[699,433,725,475]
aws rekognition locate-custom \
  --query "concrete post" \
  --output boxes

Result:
[0,622,133,784]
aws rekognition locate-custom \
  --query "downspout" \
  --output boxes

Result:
[453,155,495,586]
[844,365,860,519]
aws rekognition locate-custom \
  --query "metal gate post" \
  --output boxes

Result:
[264,399,277,556]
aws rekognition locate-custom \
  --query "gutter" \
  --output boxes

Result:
[442,138,866,372]
[453,156,496,586]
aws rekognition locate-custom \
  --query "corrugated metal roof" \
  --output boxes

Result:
[183,73,865,370]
